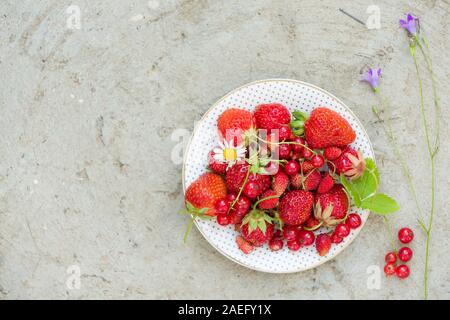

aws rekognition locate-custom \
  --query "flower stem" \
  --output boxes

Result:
[383,216,397,252]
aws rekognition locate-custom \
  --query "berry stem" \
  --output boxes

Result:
[227,166,250,215]
[383,216,396,252]
[253,195,280,208]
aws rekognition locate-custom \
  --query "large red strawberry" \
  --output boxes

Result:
[207,150,227,174]
[314,185,349,226]
[254,103,291,131]
[185,172,227,216]
[217,108,254,140]
[241,210,274,246]
[332,146,366,180]
[279,190,314,226]
[226,163,270,199]
[304,107,356,148]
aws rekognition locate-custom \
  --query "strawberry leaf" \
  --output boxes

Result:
[361,193,400,214]
[340,174,361,207]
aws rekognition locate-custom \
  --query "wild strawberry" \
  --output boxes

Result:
[268,238,283,251]
[346,213,362,229]
[254,103,291,131]
[304,107,356,148]
[384,263,396,276]
[272,171,289,195]
[335,223,350,238]
[324,146,342,161]
[317,172,334,194]
[332,147,366,180]
[287,239,301,251]
[284,160,300,176]
[217,108,254,140]
[207,150,228,175]
[226,163,270,199]
[398,227,414,244]
[315,233,332,256]
[398,247,413,262]
[311,155,324,168]
[314,185,349,227]
[236,235,254,254]
[241,210,274,246]
[290,170,321,191]
[282,225,299,240]
[300,160,315,173]
[396,265,410,279]
[279,190,314,226]
[298,230,315,246]
[185,173,227,216]
[258,190,279,209]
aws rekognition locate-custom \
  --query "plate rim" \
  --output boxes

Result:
[181,78,375,273]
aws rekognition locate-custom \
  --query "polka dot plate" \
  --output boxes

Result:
[182,79,374,273]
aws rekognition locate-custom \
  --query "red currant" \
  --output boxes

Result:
[298,230,315,246]
[268,238,284,251]
[287,239,301,251]
[273,229,283,239]
[226,193,237,203]
[243,181,260,198]
[311,154,324,168]
[284,160,300,176]
[216,214,230,226]
[396,264,410,279]
[398,247,413,262]
[301,148,313,158]
[278,144,291,159]
[398,228,414,244]
[330,232,343,244]
[291,137,305,152]
[385,252,397,264]
[346,213,362,229]
[283,226,299,241]
[278,126,292,141]
[335,223,350,238]
[214,198,229,215]
[384,263,396,276]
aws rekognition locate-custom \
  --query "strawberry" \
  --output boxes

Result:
[304,217,321,230]
[217,108,254,140]
[324,146,342,161]
[226,163,270,198]
[241,210,274,246]
[207,150,227,174]
[317,172,334,194]
[258,190,279,209]
[254,103,291,131]
[314,185,349,226]
[272,171,289,195]
[279,190,314,226]
[332,147,366,180]
[315,233,332,256]
[236,235,254,254]
[300,160,315,173]
[304,107,356,148]
[185,172,227,216]
[290,170,321,191]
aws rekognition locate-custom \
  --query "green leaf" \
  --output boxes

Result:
[340,175,361,207]
[361,193,400,215]
[351,162,378,201]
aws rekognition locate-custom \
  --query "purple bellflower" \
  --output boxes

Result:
[400,14,418,36]
[362,68,382,91]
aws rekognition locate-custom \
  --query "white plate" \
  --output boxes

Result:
[182,79,374,273]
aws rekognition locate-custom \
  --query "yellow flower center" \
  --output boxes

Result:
[223,148,237,162]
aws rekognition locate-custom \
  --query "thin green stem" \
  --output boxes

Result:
[227,167,250,215]
[383,216,397,252]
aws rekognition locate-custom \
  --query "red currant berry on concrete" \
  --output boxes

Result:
[284,160,300,176]
[311,155,325,168]
[298,230,315,246]
[283,225,299,241]
[216,214,230,226]
[396,264,410,279]
[384,263,396,276]
[346,213,362,229]
[268,238,283,251]
[398,228,414,244]
[335,223,350,238]
[398,247,413,262]
[385,252,397,264]
[287,239,301,251]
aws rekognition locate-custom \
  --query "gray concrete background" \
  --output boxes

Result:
[0,0,449,299]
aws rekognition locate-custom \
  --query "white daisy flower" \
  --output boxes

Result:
[212,140,246,168]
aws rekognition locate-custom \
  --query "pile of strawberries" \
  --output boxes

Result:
[185,103,367,256]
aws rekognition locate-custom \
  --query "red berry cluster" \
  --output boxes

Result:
[384,227,414,279]
[202,104,364,256]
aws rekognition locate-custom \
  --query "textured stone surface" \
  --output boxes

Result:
[0,0,449,299]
